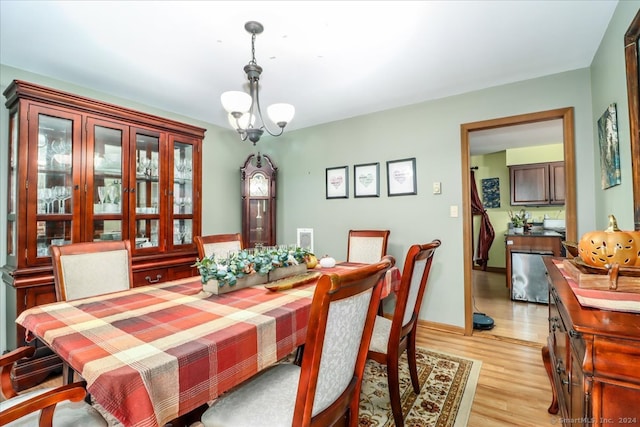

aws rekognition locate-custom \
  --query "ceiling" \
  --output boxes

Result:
[0,1,617,151]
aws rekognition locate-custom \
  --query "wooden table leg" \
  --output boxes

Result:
[541,345,559,414]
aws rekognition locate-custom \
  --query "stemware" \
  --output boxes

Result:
[138,157,151,176]
[37,189,47,214]
[175,159,187,180]
[108,181,120,205]
[97,186,106,204]
[53,186,66,213]
[41,188,54,214]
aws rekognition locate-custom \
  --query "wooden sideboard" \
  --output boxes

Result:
[542,257,640,426]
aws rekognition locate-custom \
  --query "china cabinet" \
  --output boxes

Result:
[2,80,204,388]
[509,161,565,206]
[241,154,276,248]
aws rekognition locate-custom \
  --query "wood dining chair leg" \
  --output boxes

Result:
[407,334,420,393]
[387,354,404,427]
[293,344,305,366]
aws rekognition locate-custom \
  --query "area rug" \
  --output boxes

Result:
[358,347,481,427]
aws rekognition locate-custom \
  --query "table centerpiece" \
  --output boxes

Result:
[194,246,315,294]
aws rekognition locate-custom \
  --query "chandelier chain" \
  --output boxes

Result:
[250,32,257,66]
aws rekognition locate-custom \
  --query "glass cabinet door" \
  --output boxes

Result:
[6,111,18,263]
[171,138,195,248]
[88,118,128,243]
[29,106,82,263]
[133,130,163,251]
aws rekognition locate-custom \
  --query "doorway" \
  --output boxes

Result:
[460,108,577,337]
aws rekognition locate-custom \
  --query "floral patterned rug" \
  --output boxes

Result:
[358,347,481,427]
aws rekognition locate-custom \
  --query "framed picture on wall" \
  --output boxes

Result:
[386,157,417,196]
[296,228,314,252]
[326,166,348,199]
[354,162,380,197]
[597,103,621,189]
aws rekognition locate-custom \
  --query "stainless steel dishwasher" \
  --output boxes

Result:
[510,251,553,303]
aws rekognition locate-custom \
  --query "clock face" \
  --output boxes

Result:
[249,173,268,196]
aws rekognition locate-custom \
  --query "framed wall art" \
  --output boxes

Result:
[326,166,348,199]
[386,157,417,196]
[481,177,500,208]
[296,228,314,252]
[597,103,621,189]
[354,162,380,197]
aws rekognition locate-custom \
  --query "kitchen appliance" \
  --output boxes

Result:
[510,251,553,303]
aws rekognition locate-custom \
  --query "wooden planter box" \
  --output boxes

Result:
[202,273,268,295]
[202,264,307,295]
[268,264,307,282]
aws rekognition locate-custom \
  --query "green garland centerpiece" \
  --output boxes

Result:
[194,246,313,288]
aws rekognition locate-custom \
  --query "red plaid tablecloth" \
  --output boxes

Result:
[16,263,400,427]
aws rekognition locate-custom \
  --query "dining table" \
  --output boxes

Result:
[16,262,400,427]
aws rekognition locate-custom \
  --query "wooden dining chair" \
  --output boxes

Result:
[50,240,133,302]
[0,346,108,426]
[200,256,395,427]
[347,229,390,263]
[50,240,133,385]
[194,233,243,260]
[367,240,441,427]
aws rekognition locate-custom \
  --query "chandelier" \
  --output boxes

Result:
[221,21,295,145]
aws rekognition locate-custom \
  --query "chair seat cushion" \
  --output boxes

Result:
[201,363,301,427]
[369,315,392,354]
[0,388,108,427]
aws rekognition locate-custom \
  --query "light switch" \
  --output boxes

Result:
[450,205,459,217]
[433,181,442,194]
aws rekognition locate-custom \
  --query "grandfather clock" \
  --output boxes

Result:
[241,153,277,248]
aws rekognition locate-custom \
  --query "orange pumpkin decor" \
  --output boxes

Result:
[578,215,640,267]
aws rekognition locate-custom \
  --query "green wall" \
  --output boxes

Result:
[590,0,639,231]
[506,143,564,165]
[271,68,598,328]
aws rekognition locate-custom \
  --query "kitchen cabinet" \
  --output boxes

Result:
[542,257,640,426]
[509,161,564,206]
[2,80,205,388]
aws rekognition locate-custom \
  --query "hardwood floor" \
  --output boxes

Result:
[471,269,548,346]
[413,268,555,426]
[416,327,556,426]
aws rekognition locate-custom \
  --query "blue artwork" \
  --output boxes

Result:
[481,177,500,208]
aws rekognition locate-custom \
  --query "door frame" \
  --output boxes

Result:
[460,107,577,335]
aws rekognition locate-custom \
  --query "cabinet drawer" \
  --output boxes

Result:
[24,286,57,310]
[133,268,168,286]
[169,264,197,280]
[593,336,640,381]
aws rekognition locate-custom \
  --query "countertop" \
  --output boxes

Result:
[504,229,564,237]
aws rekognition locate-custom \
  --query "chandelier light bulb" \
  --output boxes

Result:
[221,91,252,115]
[228,112,256,130]
[267,103,295,128]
